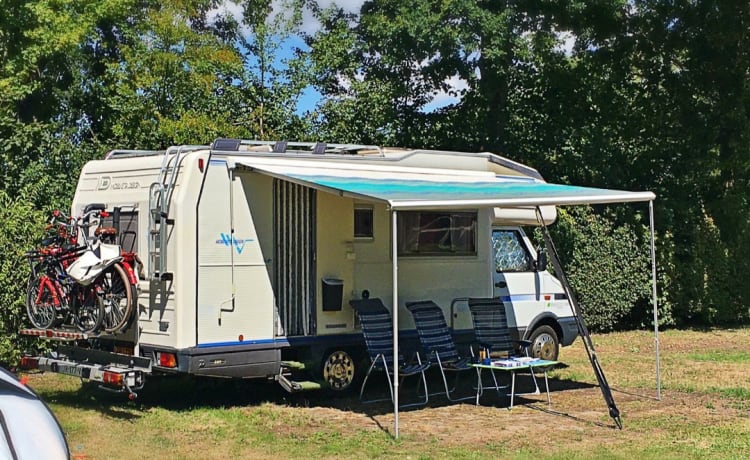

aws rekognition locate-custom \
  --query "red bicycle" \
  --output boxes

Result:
[25,206,139,334]
[25,210,105,332]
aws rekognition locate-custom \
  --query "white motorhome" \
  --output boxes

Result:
[23,139,647,394]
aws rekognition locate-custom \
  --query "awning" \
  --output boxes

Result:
[232,158,656,209]
[231,155,660,436]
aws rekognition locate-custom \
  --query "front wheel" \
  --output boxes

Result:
[99,263,135,333]
[527,325,560,361]
[26,274,58,329]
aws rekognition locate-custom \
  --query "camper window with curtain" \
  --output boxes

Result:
[397,211,477,256]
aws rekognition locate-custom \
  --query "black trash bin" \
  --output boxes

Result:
[322,278,344,311]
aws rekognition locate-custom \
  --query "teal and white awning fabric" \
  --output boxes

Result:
[233,158,655,209]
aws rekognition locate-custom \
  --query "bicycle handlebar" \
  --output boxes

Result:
[47,208,110,230]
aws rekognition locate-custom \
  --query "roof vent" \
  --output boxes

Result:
[212,138,241,151]
[312,142,327,154]
[273,141,288,153]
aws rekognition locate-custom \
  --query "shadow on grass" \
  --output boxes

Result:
[35,365,604,428]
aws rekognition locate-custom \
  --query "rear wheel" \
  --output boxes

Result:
[74,285,105,333]
[321,349,360,393]
[527,325,560,361]
[99,263,134,333]
[26,274,58,329]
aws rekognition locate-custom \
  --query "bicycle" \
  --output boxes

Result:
[88,205,139,333]
[26,205,139,334]
[25,210,105,333]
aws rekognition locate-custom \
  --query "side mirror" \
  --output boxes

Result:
[535,248,548,272]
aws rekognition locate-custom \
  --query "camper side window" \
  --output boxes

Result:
[492,229,533,272]
[354,206,374,239]
[397,211,477,256]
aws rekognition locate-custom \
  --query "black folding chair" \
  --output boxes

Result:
[350,298,430,407]
[468,297,542,403]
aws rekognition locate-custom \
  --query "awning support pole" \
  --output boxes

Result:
[536,207,622,429]
[649,200,661,400]
[392,210,399,437]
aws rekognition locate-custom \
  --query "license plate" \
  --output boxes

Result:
[58,364,88,379]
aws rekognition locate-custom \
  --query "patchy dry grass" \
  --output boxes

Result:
[21,328,750,459]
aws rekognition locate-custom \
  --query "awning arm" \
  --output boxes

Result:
[536,206,623,429]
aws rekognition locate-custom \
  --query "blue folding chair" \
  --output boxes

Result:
[405,300,477,402]
[350,298,430,407]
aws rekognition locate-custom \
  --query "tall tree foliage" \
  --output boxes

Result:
[306,0,750,328]
[626,0,750,324]
[0,0,310,363]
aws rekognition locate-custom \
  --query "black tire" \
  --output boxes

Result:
[74,284,105,333]
[99,263,135,333]
[321,349,362,393]
[25,274,58,329]
[527,325,560,361]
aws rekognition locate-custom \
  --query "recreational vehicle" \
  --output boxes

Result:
[20,139,636,396]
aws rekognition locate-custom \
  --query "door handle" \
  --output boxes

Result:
[494,281,507,288]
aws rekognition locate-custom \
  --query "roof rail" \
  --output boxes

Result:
[225,139,384,156]
[105,149,165,160]
[165,145,208,155]
[105,145,208,160]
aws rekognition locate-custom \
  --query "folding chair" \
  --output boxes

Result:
[350,298,430,407]
[405,300,477,402]
[468,297,543,405]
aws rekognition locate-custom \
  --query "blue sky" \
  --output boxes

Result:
[210,1,464,115]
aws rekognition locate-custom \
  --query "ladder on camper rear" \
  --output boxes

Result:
[147,145,201,281]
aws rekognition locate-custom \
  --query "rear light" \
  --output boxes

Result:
[198,158,205,172]
[156,352,177,368]
[20,357,39,370]
[103,371,124,385]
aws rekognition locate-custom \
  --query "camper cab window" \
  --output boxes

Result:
[354,206,374,239]
[492,229,533,272]
[397,211,477,256]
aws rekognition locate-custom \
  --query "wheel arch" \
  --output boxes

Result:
[523,313,563,344]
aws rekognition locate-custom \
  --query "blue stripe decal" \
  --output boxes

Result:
[209,159,227,165]
[500,294,541,302]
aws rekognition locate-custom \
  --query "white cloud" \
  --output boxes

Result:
[206,1,244,26]
[554,31,576,56]
[208,1,366,36]
[300,0,366,35]
[422,74,470,112]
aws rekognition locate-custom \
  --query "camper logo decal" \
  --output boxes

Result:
[216,233,254,254]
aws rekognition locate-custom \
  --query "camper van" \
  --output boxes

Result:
[21,139,582,395]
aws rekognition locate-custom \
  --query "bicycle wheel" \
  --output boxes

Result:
[26,273,58,329]
[99,263,134,333]
[74,284,105,333]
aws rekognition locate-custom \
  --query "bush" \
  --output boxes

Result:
[0,191,49,366]
[537,206,659,332]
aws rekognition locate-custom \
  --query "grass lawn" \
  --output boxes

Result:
[20,328,750,459]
